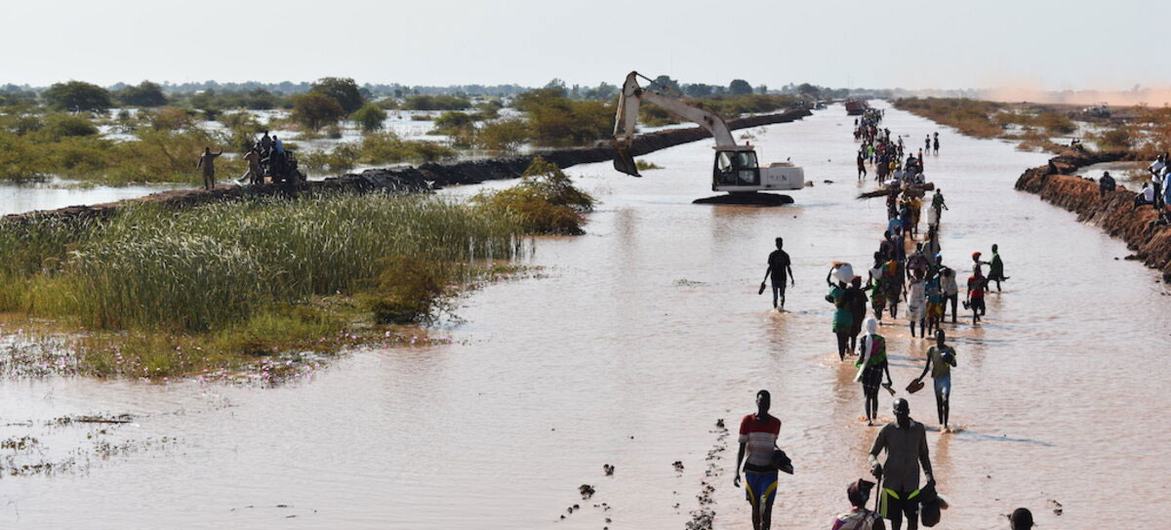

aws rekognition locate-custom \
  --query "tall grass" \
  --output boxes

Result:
[0,193,523,332]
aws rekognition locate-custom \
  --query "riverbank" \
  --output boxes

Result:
[1013,149,1171,280]
[3,108,810,223]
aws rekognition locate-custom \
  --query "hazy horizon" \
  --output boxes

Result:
[3,0,1169,96]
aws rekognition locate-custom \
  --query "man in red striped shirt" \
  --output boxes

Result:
[734,389,782,530]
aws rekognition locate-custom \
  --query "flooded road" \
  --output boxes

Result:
[1,103,1168,529]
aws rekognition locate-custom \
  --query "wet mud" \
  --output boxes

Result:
[1014,149,1171,280]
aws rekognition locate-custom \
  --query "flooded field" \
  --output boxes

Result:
[0,103,1166,529]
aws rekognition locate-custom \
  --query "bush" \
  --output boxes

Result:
[291,92,345,131]
[473,157,594,234]
[351,102,388,133]
[367,256,450,324]
[43,81,113,112]
[402,95,471,111]
[514,89,612,147]
[39,114,99,141]
[475,119,529,152]
[116,81,168,107]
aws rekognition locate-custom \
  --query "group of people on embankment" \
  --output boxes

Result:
[742,114,1029,530]
[194,131,300,190]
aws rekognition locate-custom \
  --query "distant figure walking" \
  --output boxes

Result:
[735,390,783,530]
[932,132,939,155]
[869,399,935,530]
[763,237,795,311]
[985,244,1009,292]
[196,146,224,190]
[914,330,957,431]
[924,135,930,154]
[856,318,892,426]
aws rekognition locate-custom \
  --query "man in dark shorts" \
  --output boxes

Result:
[869,399,935,530]
[735,390,783,530]
[764,237,795,310]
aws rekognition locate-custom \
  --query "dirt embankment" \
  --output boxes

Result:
[1014,150,1171,280]
[3,109,812,224]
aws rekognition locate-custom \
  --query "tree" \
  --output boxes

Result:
[728,79,753,96]
[683,83,715,98]
[43,81,113,112]
[797,83,821,99]
[116,81,168,107]
[310,77,365,114]
[351,102,388,132]
[651,75,681,95]
[291,92,345,131]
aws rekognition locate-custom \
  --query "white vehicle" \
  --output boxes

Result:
[612,71,804,199]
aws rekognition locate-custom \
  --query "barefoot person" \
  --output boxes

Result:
[735,390,783,530]
[986,244,1009,292]
[966,268,987,324]
[827,266,854,361]
[869,399,935,530]
[856,318,893,426]
[912,330,957,431]
[196,146,224,190]
[764,238,795,310]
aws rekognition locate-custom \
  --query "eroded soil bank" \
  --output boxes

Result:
[3,108,811,223]
[1014,149,1171,280]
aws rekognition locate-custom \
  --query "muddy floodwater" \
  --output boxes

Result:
[1,103,1168,529]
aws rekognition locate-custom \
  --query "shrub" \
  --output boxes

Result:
[514,89,612,147]
[367,256,450,324]
[116,81,168,107]
[43,81,113,112]
[402,95,471,111]
[475,119,529,152]
[291,92,345,131]
[351,102,388,132]
[473,157,595,234]
[39,114,99,141]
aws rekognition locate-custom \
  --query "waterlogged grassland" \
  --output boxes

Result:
[0,159,593,379]
[0,193,522,377]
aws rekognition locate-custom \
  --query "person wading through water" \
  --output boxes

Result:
[869,399,935,530]
[735,390,783,530]
[984,244,1009,292]
[764,237,795,311]
[827,266,854,361]
[196,146,224,190]
[856,318,893,426]
[847,276,869,352]
[832,479,885,530]
[966,267,987,324]
[913,330,957,431]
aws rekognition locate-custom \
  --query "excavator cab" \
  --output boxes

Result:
[713,148,760,190]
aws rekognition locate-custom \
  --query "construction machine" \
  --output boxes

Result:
[612,71,803,204]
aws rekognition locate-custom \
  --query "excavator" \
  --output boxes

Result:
[612,71,804,205]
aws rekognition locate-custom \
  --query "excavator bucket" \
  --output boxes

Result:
[612,144,641,177]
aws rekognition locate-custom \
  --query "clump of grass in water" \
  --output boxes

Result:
[473,156,595,235]
[635,159,662,171]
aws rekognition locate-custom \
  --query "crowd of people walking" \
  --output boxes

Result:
[741,107,1029,530]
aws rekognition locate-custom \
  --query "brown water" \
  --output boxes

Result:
[1,103,1167,529]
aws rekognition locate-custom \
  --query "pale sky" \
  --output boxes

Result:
[2,0,1167,90]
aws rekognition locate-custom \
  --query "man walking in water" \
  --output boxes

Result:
[914,330,957,431]
[870,398,935,530]
[735,390,783,530]
[196,146,224,190]
[985,244,1009,292]
[764,238,795,311]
